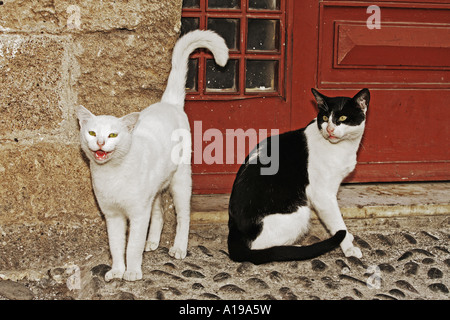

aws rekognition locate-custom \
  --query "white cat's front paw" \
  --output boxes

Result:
[343,246,362,258]
[169,246,187,259]
[123,269,143,282]
[145,241,159,252]
[105,268,125,282]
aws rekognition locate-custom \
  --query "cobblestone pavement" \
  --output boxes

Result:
[0,215,448,300]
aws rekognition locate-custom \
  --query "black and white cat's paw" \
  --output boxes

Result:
[169,246,187,259]
[343,246,362,258]
[340,232,363,258]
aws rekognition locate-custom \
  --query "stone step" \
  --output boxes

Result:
[191,182,450,223]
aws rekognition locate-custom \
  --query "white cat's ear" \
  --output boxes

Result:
[353,88,370,112]
[311,88,328,111]
[120,112,140,132]
[77,105,94,128]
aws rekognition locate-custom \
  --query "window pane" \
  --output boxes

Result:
[186,59,198,92]
[208,0,240,9]
[206,59,238,92]
[247,19,279,51]
[207,18,239,50]
[249,0,280,10]
[181,17,200,36]
[245,60,278,92]
[182,0,200,8]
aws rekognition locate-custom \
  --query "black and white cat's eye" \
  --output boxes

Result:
[338,116,347,122]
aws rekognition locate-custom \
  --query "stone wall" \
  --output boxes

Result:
[0,0,182,269]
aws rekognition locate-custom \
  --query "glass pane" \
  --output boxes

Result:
[186,59,198,92]
[182,0,200,8]
[206,59,238,92]
[249,0,280,10]
[207,18,239,50]
[208,0,240,9]
[245,60,278,92]
[181,17,199,36]
[247,19,279,51]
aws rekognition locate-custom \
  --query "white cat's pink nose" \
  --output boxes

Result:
[97,140,105,147]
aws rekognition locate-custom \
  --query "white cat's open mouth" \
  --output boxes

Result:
[93,149,113,162]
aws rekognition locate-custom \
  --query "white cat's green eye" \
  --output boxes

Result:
[323,116,329,121]
[88,131,96,137]
[339,115,347,122]
[108,133,118,138]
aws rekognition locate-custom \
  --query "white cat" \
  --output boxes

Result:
[77,30,228,281]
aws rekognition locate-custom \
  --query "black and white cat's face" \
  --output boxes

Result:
[77,106,140,164]
[312,88,370,144]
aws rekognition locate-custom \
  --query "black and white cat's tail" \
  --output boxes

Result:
[228,228,347,265]
[161,30,229,107]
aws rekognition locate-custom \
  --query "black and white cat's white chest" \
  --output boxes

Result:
[304,120,361,186]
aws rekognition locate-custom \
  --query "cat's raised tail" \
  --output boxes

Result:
[161,30,229,107]
[228,229,347,265]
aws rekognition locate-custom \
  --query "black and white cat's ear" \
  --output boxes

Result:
[77,105,94,128]
[120,112,140,132]
[311,88,328,111]
[353,88,370,112]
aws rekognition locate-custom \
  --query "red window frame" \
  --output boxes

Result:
[182,0,288,100]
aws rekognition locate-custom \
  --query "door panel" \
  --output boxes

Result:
[319,4,450,89]
[336,24,450,69]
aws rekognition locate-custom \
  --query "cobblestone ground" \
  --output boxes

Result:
[0,215,449,300]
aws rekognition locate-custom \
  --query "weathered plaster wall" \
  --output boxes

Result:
[0,0,182,270]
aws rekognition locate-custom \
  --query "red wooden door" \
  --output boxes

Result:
[182,0,294,193]
[292,0,450,184]
[184,0,450,194]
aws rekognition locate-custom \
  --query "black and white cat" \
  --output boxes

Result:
[77,30,228,281]
[228,88,370,264]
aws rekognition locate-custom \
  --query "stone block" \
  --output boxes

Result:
[68,1,182,117]
[0,142,99,224]
[0,35,68,134]
[0,0,182,34]
[73,30,177,117]
[0,1,182,120]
